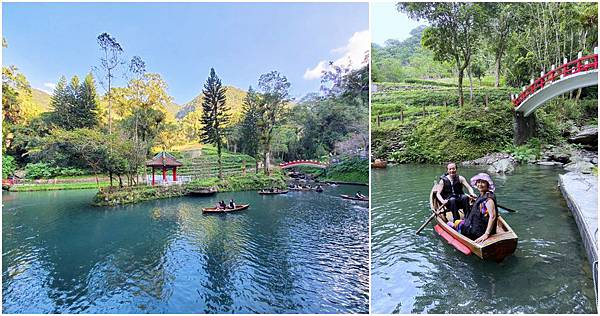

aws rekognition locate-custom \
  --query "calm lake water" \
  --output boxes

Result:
[2,185,369,313]
[371,164,596,314]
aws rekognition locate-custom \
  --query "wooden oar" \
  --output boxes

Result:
[498,204,517,213]
[416,204,446,235]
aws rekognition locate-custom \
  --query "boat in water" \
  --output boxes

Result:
[429,186,518,262]
[202,204,250,214]
[340,194,369,202]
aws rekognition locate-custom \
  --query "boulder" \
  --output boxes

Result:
[537,161,564,167]
[568,126,598,150]
[564,159,595,174]
[462,152,514,166]
[488,158,516,174]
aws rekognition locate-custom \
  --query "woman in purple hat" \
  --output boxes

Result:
[460,173,498,243]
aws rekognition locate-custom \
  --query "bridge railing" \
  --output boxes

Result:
[512,49,598,107]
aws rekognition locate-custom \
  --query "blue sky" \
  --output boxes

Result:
[3,2,368,104]
[371,2,426,46]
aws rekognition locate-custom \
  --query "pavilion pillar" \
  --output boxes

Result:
[173,167,177,181]
[162,167,167,183]
[152,168,155,186]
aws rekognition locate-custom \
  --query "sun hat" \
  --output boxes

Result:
[470,173,495,191]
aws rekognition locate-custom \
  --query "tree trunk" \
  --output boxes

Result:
[255,157,259,174]
[217,140,223,179]
[263,150,271,175]
[468,65,474,105]
[457,69,465,106]
[494,54,502,88]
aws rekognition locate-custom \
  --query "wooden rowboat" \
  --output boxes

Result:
[202,204,249,214]
[188,189,217,196]
[429,186,518,262]
[340,194,369,202]
[258,190,289,195]
[371,159,388,169]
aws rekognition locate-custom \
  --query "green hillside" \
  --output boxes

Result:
[31,88,52,112]
[176,85,247,123]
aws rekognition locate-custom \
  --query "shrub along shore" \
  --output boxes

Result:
[92,172,287,206]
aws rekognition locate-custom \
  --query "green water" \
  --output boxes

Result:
[2,185,369,313]
[371,164,596,313]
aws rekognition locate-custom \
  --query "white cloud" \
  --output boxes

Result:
[304,30,369,80]
[38,82,56,94]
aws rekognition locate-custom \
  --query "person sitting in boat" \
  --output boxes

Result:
[435,162,477,221]
[355,191,366,199]
[228,199,236,209]
[455,173,498,243]
[217,200,227,209]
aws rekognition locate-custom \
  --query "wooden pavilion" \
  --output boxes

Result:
[146,151,183,185]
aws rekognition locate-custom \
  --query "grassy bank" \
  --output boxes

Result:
[9,181,111,192]
[92,172,287,206]
[318,157,368,185]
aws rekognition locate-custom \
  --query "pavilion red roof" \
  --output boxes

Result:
[146,151,183,167]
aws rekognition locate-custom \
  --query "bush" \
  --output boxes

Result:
[504,139,541,163]
[24,162,87,179]
[2,155,17,178]
[389,104,514,163]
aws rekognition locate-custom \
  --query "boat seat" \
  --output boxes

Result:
[444,209,465,222]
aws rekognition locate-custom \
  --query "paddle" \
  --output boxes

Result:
[416,204,446,235]
[498,204,517,213]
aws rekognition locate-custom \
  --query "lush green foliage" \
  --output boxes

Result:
[24,162,87,179]
[388,104,514,163]
[2,155,16,178]
[504,139,542,163]
[49,73,99,130]
[188,172,287,192]
[319,157,369,184]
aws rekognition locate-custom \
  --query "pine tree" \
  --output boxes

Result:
[49,76,68,128]
[239,86,261,173]
[77,73,99,128]
[200,68,230,179]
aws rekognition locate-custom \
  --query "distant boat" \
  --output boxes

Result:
[258,190,289,195]
[340,194,368,202]
[202,204,249,214]
[188,188,217,196]
[371,159,388,169]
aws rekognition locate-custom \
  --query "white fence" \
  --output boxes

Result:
[145,175,192,186]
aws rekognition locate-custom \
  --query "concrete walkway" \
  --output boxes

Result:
[558,172,598,303]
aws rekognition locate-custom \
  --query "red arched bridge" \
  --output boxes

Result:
[279,160,329,169]
[512,48,598,117]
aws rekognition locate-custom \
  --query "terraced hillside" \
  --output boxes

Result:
[371,80,517,162]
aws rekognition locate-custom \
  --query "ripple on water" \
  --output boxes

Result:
[2,187,368,313]
[371,164,596,314]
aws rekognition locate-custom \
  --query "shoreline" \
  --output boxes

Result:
[558,171,598,304]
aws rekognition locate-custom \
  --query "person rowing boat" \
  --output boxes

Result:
[435,162,476,222]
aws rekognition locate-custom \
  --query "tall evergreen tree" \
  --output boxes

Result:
[49,76,68,128]
[239,86,261,173]
[77,73,100,128]
[200,68,230,179]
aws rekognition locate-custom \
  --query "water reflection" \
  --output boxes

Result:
[3,185,368,313]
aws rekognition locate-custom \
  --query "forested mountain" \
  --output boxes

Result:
[175,85,247,123]
[31,88,52,112]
